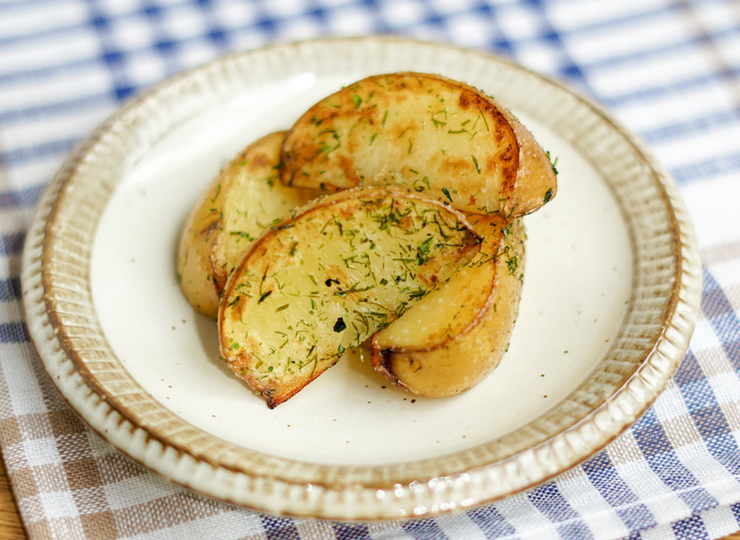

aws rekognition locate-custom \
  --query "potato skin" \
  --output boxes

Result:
[281,72,556,216]
[218,187,483,408]
[371,216,526,397]
[177,131,314,318]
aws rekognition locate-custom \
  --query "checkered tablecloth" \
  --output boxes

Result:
[2,0,740,538]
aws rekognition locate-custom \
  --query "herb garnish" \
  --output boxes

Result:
[416,236,434,265]
[333,317,347,332]
[229,231,255,241]
[546,151,559,175]
[544,188,554,204]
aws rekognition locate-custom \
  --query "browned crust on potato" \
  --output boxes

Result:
[280,72,556,217]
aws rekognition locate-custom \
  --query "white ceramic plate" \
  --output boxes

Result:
[22,37,701,520]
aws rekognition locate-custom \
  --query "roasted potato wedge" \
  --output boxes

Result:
[210,131,317,292]
[177,131,315,318]
[371,215,526,397]
[176,160,227,318]
[281,72,556,216]
[218,187,483,408]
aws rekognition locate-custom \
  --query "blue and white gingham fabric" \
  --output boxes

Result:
[2,1,740,539]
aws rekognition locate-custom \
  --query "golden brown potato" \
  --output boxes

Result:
[218,187,483,408]
[177,131,315,318]
[371,215,526,397]
[281,72,556,216]
[209,132,317,292]
[176,161,227,318]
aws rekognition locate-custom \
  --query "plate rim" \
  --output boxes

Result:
[21,36,702,520]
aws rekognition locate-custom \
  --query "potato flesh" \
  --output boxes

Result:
[373,214,504,350]
[210,131,316,292]
[281,72,556,216]
[219,188,482,408]
[177,131,316,318]
[371,217,526,397]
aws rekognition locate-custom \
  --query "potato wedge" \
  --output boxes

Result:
[281,72,556,216]
[177,131,315,318]
[372,214,504,350]
[371,215,526,397]
[210,131,317,292]
[176,160,227,318]
[218,187,482,408]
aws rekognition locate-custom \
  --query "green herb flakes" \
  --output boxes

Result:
[333,317,347,332]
